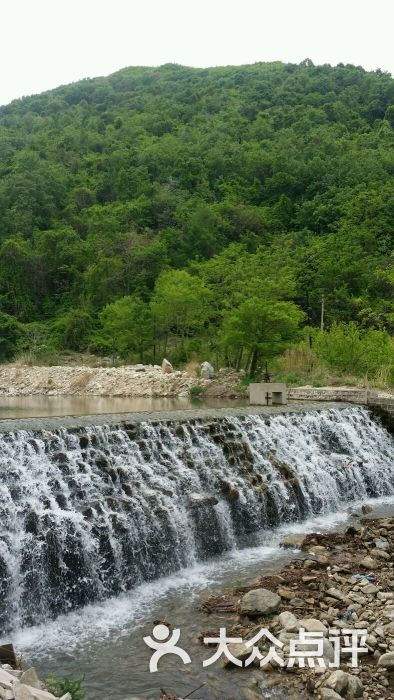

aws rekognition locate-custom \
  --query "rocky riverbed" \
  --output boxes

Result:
[0,364,244,399]
[191,514,394,700]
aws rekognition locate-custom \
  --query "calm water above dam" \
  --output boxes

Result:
[0,395,247,420]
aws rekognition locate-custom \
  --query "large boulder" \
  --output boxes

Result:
[20,668,41,689]
[161,358,173,374]
[324,670,363,697]
[297,618,328,635]
[377,651,394,669]
[200,361,215,379]
[241,588,281,617]
[278,611,299,632]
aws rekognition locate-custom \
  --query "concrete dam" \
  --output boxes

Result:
[0,403,393,635]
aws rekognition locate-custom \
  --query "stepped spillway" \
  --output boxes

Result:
[0,405,393,634]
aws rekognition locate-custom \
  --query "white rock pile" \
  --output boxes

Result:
[0,665,70,700]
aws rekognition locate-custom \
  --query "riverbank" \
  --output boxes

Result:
[0,364,392,402]
[0,364,242,398]
[195,514,394,700]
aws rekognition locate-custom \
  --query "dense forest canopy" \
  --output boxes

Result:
[0,61,393,379]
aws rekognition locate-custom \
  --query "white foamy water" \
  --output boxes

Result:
[0,406,393,698]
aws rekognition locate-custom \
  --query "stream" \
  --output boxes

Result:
[0,405,392,699]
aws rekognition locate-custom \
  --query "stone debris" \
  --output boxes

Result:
[0,364,244,398]
[198,515,394,699]
[0,665,71,700]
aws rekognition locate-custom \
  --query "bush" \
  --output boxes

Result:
[0,312,22,362]
[46,674,86,700]
[52,310,95,352]
[314,322,394,385]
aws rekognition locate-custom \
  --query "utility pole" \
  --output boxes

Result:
[320,295,325,332]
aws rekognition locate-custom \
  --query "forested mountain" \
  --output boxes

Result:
[0,61,393,378]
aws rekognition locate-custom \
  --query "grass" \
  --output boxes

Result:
[45,674,86,700]
[270,344,393,391]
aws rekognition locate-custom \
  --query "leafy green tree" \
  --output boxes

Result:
[52,310,95,352]
[0,312,22,361]
[220,299,305,376]
[151,270,212,356]
[315,322,394,382]
[97,296,153,361]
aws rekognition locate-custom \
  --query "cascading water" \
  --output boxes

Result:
[0,406,393,635]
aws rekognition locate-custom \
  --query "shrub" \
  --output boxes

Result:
[46,674,86,700]
[314,322,394,385]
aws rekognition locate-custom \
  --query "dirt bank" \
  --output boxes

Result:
[0,364,244,398]
[0,364,392,402]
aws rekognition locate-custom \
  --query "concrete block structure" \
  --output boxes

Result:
[249,382,287,406]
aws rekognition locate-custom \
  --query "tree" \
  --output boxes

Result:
[151,270,212,356]
[220,299,305,376]
[98,296,153,361]
[0,312,22,362]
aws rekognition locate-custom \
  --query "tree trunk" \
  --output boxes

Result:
[249,348,260,377]
[236,347,244,370]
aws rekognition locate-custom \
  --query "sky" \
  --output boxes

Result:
[1,0,393,106]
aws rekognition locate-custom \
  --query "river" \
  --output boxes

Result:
[0,404,392,699]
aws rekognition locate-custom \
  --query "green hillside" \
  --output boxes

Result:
[0,61,393,380]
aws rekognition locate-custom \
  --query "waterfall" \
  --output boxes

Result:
[0,406,393,633]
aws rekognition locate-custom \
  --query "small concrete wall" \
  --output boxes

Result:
[288,387,369,403]
[249,382,287,406]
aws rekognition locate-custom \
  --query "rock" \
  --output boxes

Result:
[374,537,390,551]
[59,695,72,700]
[347,675,364,697]
[308,545,328,556]
[188,493,219,508]
[161,358,173,374]
[241,588,281,617]
[277,586,295,600]
[324,670,363,697]
[0,668,15,689]
[370,548,390,560]
[361,504,373,514]
[298,618,328,635]
[20,668,41,689]
[13,682,56,700]
[366,633,378,649]
[280,535,306,549]
[319,690,342,700]
[200,361,215,379]
[326,587,350,603]
[278,611,299,632]
[359,555,378,570]
[363,583,379,595]
[222,641,250,667]
[377,651,394,669]
[133,364,146,372]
